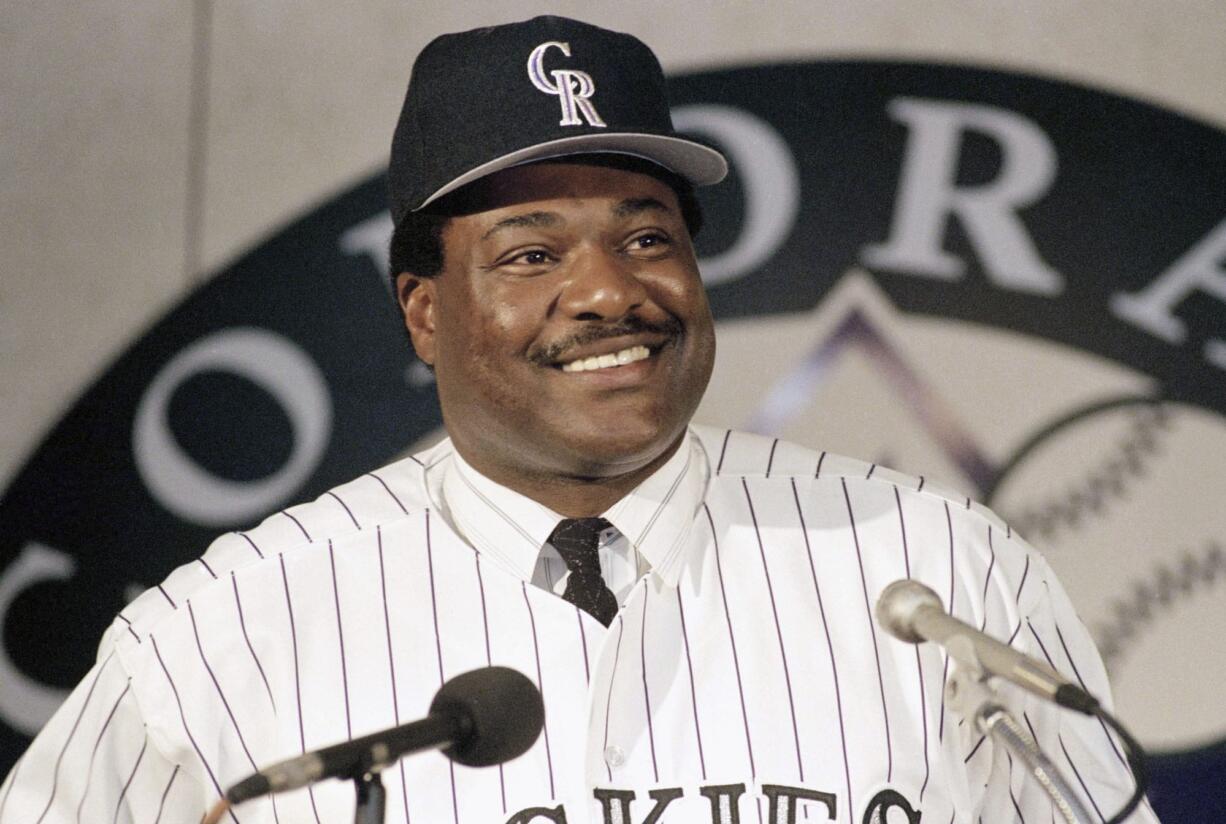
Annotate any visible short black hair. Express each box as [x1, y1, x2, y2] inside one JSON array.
[[388, 154, 705, 284]]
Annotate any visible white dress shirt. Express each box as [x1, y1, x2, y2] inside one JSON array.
[[435, 439, 702, 603]]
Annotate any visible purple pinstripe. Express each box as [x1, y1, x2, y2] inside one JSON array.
[[520, 584, 556, 800], [963, 735, 987, 764], [424, 512, 461, 824], [1052, 623, 1126, 768], [151, 765, 180, 824], [742, 479, 805, 781], [792, 481, 853, 824], [365, 472, 408, 514], [231, 574, 276, 711], [326, 491, 361, 530], [376, 528, 412, 824], [938, 503, 955, 745], [602, 617, 626, 784], [1022, 705, 1057, 824], [577, 610, 591, 683], [278, 555, 322, 824], [238, 532, 264, 558], [150, 638, 237, 823], [326, 542, 353, 740], [841, 479, 893, 781], [675, 588, 708, 780], [282, 511, 311, 541], [112, 737, 146, 824], [894, 487, 931, 800], [981, 526, 997, 632], [74, 682, 131, 822], [34, 653, 115, 824], [704, 503, 758, 778], [115, 613, 141, 644], [186, 603, 264, 776], [1007, 620, 1023, 646], [1035, 620, 1128, 814], [1025, 634, 1109, 821], [1026, 620, 1056, 669], [1007, 751, 1027, 823], [765, 438, 779, 476], [639, 593, 660, 783], [716, 430, 732, 475], [1058, 737, 1106, 823], [469, 550, 507, 813]]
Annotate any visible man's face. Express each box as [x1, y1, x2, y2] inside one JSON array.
[[398, 161, 715, 488]]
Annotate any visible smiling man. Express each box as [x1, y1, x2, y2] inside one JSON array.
[[0, 15, 1156, 824], [399, 159, 715, 516]]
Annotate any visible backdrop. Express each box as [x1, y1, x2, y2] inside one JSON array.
[[3, 2, 1225, 820]]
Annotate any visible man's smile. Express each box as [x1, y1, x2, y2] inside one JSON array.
[[559, 344, 652, 372]]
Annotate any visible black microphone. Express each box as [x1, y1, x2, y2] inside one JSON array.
[[875, 580, 1099, 714], [225, 666, 544, 805]]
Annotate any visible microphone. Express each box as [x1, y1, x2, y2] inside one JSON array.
[[225, 665, 544, 805], [875, 580, 1099, 715]]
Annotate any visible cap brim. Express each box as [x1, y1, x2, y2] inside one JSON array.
[[415, 133, 728, 211]]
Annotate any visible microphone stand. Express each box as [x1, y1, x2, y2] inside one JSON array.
[[944, 637, 1092, 824], [353, 769, 387, 824]]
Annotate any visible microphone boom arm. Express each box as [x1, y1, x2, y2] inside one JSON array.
[[944, 646, 1093, 824]]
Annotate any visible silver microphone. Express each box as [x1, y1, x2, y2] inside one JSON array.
[[875, 579, 1098, 714]]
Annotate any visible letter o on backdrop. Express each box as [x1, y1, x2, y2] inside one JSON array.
[[133, 327, 333, 527], [672, 103, 800, 286]]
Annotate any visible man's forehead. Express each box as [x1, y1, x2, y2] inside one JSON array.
[[477, 197, 676, 242], [450, 161, 682, 222]]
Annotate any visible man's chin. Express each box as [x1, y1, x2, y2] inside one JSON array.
[[547, 423, 686, 479]]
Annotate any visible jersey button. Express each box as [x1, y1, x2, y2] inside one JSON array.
[[604, 745, 625, 769]]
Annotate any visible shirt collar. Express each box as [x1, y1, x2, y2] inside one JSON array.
[[436, 429, 710, 588]]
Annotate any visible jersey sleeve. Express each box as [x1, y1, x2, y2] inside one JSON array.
[[0, 641, 209, 824], [974, 540, 1162, 823]]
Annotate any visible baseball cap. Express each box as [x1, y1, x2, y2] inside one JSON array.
[[388, 15, 728, 223]]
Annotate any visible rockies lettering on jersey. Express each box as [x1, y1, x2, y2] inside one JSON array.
[[0, 427, 1156, 823], [527, 41, 607, 128]]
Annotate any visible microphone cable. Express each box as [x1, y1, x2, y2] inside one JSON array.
[[1094, 703, 1149, 824]]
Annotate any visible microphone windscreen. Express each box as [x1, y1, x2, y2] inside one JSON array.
[[875, 579, 944, 644], [430, 666, 544, 767]]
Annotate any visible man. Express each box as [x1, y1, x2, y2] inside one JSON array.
[[0, 16, 1155, 824]]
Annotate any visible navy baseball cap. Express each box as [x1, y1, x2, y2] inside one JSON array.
[[388, 15, 728, 223]]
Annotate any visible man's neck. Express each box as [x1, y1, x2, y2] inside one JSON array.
[[452, 434, 686, 518]]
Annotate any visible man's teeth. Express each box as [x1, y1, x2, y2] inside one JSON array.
[[560, 345, 651, 373]]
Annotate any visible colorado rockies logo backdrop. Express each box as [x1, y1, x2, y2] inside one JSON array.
[[2, 61, 1224, 819]]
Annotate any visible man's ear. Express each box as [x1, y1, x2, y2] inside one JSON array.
[[396, 272, 437, 365]]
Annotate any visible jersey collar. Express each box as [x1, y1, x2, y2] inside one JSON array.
[[432, 429, 710, 588]]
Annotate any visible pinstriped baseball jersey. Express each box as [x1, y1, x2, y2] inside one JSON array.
[[0, 426, 1157, 823]]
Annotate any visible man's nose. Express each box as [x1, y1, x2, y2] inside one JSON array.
[[557, 247, 648, 321]]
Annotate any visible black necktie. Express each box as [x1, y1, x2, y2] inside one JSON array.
[[548, 518, 619, 626]]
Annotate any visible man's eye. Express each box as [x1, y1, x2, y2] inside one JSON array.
[[510, 250, 551, 266], [629, 233, 670, 251]]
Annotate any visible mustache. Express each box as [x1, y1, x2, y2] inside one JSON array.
[[529, 315, 684, 366]]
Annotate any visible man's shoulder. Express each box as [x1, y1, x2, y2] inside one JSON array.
[[109, 446, 444, 648], [693, 425, 1005, 528], [695, 425, 870, 481]]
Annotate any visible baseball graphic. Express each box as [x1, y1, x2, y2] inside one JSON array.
[[700, 270, 1226, 753]]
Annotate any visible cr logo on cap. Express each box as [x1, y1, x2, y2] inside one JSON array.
[[527, 41, 607, 129]]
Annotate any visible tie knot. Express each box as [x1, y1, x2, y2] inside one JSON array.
[[547, 517, 618, 626], [548, 517, 611, 575]]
